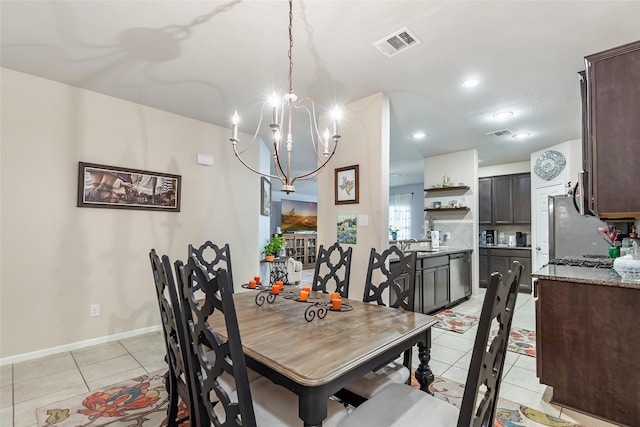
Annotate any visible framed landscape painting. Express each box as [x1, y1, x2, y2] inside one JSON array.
[[77, 162, 181, 211], [261, 177, 272, 216], [335, 164, 359, 205]]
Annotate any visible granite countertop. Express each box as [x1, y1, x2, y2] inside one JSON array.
[[479, 244, 532, 251], [532, 265, 640, 290], [390, 247, 472, 261]]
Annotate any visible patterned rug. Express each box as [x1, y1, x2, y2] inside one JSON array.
[[412, 376, 583, 427], [36, 370, 188, 426], [433, 309, 479, 333], [490, 327, 537, 358]]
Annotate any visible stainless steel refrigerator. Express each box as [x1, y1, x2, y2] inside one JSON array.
[[549, 195, 611, 259]]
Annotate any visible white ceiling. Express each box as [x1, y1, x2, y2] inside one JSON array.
[[2, 1, 639, 194]]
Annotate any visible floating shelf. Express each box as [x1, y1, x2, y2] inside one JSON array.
[[424, 207, 470, 212], [424, 185, 470, 193]]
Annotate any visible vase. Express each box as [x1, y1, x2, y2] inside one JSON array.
[[391, 232, 397, 241], [265, 255, 275, 261], [609, 246, 620, 259]]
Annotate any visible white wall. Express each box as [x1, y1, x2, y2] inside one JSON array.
[[478, 161, 530, 177], [424, 149, 479, 293], [0, 68, 263, 361], [317, 93, 389, 301]]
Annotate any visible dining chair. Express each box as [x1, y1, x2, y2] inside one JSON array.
[[342, 247, 417, 402], [188, 240, 235, 292], [338, 261, 523, 427], [149, 249, 196, 426], [174, 258, 348, 426], [311, 242, 353, 297]]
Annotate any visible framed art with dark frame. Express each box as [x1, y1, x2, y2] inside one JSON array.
[[261, 176, 272, 216], [334, 164, 359, 205], [77, 162, 181, 212]]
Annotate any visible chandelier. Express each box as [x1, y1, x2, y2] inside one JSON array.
[[229, 0, 341, 194]]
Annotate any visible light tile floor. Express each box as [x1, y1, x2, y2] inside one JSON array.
[[0, 275, 620, 427]]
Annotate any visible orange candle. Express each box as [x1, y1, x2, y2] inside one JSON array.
[[254, 276, 261, 285], [331, 298, 342, 310], [331, 292, 340, 300], [302, 286, 311, 293], [271, 285, 281, 295], [299, 290, 309, 301], [248, 279, 256, 289], [276, 281, 284, 288]]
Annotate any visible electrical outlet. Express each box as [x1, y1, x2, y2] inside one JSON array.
[[444, 232, 452, 240], [90, 304, 100, 317]]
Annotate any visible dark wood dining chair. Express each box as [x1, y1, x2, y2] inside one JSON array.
[[338, 261, 523, 427], [174, 258, 348, 426], [342, 247, 417, 402], [149, 249, 196, 426], [188, 240, 235, 292], [311, 242, 353, 297]]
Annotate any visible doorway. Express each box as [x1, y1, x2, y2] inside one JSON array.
[[534, 182, 565, 270]]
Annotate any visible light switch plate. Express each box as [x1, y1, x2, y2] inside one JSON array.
[[196, 153, 214, 166]]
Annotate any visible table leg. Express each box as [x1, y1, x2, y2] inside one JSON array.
[[299, 387, 328, 427], [414, 329, 434, 394]]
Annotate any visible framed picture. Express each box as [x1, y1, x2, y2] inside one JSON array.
[[77, 162, 181, 212], [334, 164, 359, 205], [261, 177, 272, 216]]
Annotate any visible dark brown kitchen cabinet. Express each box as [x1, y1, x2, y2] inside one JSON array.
[[478, 178, 492, 225], [480, 248, 531, 293], [513, 174, 531, 223], [584, 40, 640, 218], [479, 174, 531, 225]]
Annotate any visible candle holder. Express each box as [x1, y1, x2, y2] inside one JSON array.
[[304, 301, 353, 322], [255, 289, 278, 306]]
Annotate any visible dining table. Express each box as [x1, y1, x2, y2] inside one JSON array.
[[209, 288, 438, 427]]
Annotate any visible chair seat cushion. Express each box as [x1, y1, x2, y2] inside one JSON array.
[[338, 383, 459, 427], [343, 360, 409, 399]]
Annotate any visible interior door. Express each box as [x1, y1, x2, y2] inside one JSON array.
[[534, 183, 565, 269]]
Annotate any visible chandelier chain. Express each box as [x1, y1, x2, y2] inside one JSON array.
[[288, 0, 294, 96]]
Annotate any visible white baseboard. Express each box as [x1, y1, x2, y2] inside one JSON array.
[[0, 325, 163, 366]]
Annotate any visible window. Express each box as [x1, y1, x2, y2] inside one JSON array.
[[389, 193, 412, 240]]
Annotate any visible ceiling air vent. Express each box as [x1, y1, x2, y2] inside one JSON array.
[[486, 129, 513, 137], [373, 27, 421, 57]]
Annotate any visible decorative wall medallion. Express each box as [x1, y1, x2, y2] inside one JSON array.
[[534, 150, 566, 181]]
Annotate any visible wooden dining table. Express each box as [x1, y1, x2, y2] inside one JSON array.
[[210, 288, 438, 427]]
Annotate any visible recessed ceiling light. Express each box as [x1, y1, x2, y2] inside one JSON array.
[[412, 131, 426, 140], [493, 111, 513, 120], [512, 132, 531, 139], [462, 79, 480, 88]]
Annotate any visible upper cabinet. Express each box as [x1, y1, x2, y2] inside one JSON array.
[[583, 40, 640, 218], [479, 173, 531, 225]]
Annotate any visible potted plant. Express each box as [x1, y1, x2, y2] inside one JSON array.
[[389, 226, 399, 241], [263, 234, 284, 261]]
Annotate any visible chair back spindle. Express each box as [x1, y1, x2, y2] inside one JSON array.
[[312, 242, 353, 297], [363, 247, 417, 311]]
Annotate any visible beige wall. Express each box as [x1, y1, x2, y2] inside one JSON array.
[[0, 68, 264, 361], [317, 93, 390, 301]]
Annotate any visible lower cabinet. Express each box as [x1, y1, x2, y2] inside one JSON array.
[[479, 248, 532, 293], [394, 251, 472, 315]]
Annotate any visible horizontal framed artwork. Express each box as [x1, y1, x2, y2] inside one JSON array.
[[77, 162, 181, 212]]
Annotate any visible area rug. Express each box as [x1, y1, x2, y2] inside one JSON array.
[[36, 370, 189, 427], [489, 327, 537, 358], [433, 309, 479, 333], [411, 376, 583, 427]]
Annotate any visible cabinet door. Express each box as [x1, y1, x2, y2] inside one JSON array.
[[305, 236, 317, 267], [422, 267, 436, 313], [479, 178, 492, 225], [434, 265, 449, 308], [513, 174, 531, 224], [479, 249, 489, 288], [489, 254, 511, 279], [587, 42, 640, 217], [492, 176, 513, 224]]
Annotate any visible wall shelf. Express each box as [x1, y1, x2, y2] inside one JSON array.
[[424, 207, 470, 212], [424, 185, 470, 193]]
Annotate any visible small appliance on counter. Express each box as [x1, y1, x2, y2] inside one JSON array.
[[481, 230, 497, 245], [516, 232, 527, 247], [430, 230, 440, 248]]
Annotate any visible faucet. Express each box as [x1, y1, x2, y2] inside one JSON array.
[[400, 238, 418, 252]]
